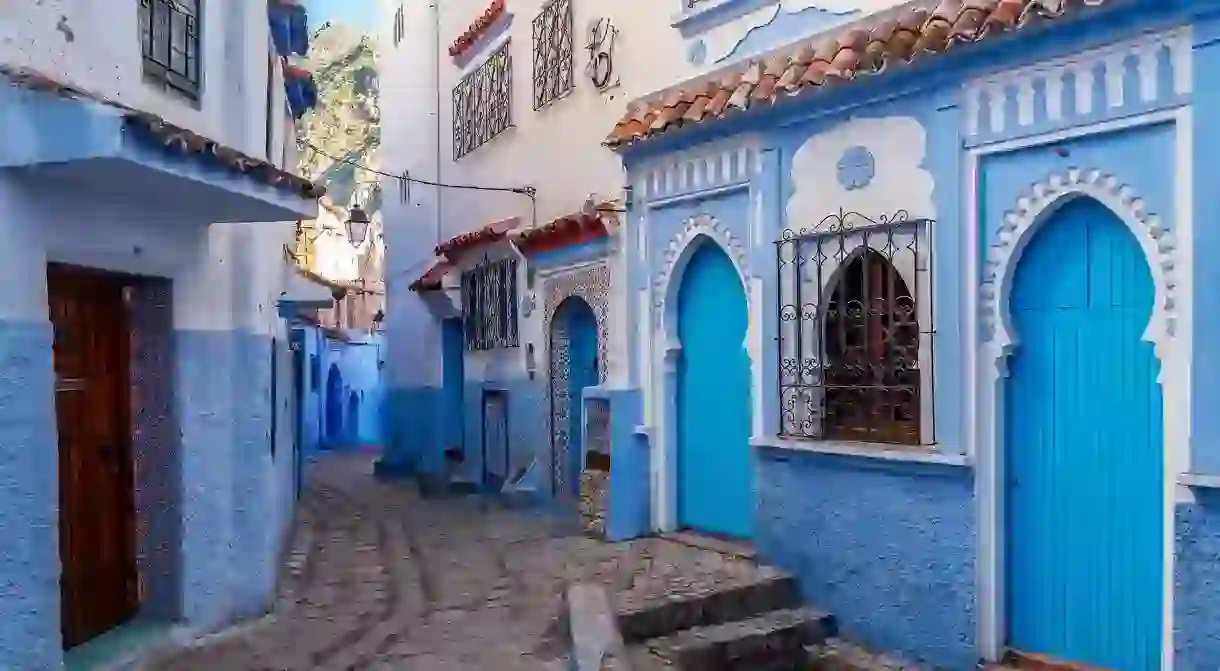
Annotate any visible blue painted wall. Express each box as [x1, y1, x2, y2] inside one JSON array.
[[614, 2, 1220, 667], [0, 322, 60, 669], [1176, 491, 1220, 669], [295, 326, 384, 454], [0, 116, 308, 669], [756, 448, 977, 668]]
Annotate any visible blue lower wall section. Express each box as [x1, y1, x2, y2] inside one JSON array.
[[755, 447, 977, 669], [170, 330, 284, 629], [175, 329, 238, 628], [605, 389, 650, 541], [0, 322, 60, 670], [462, 379, 546, 484], [230, 332, 276, 618], [1176, 490, 1220, 669], [379, 386, 441, 476]]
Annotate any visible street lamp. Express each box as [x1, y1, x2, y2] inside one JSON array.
[[346, 204, 371, 246]]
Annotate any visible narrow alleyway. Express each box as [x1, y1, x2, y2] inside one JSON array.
[[138, 453, 770, 671]]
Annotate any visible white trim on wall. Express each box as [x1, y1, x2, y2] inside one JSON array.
[[966, 106, 1190, 666], [649, 213, 755, 532]]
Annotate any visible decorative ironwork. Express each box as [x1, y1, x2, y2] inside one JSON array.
[[543, 264, 611, 497], [460, 256, 520, 351], [139, 0, 200, 99], [585, 17, 620, 91], [775, 209, 934, 446], [532, 0, 575, 109], [453, 40, 513, 159]]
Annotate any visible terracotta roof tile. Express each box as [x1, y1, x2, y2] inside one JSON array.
[[433, 216, 520, 257], [449, 0, 506, 59], [513, 200, 618, 255], [1, 65, 325, 199], [409, 257, 455, 292], [605, 0, 1101, 147]]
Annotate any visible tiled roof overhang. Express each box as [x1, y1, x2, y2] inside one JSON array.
[[450, 0, 507, 58], [409, 257, 456, 292], [513, 204, 617, 255], [605, 0, 1104, 148], [433, 216, 521, 257], [1, 66, 325, 199]]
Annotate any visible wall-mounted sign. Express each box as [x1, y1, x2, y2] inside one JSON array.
[[585, 17, 619, 91]]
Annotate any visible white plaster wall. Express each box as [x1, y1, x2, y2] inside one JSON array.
[[377, 0, 936, 251], [0, 0, 285, 160], [377, 0, 691, 249]]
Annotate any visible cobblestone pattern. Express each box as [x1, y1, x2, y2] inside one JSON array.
[[579, 469, 609, 538], [805, 638, 931, 671], [138, 454, 777, 671]]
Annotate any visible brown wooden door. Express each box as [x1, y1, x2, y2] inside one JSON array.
[[48, 265, 138, 648]]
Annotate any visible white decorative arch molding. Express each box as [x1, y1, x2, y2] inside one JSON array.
[[648, 212, 756, 532], [973, 164, 1185, 664], [653, 213, 752, 324], [979, 167, 1177, 370]]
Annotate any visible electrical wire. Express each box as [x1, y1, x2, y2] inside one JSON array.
[[298, 140, 538, 284], [299, 140, 536, 196]]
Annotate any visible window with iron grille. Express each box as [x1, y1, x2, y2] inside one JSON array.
[[139, 0, 201, 100], [461, 257, 520, 351], [775, 210, 935, 446], [532, 0, 573, 110], [452, 40, 513, 159]]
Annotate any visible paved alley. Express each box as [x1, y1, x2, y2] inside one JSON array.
[[138, 454, 766, 671]]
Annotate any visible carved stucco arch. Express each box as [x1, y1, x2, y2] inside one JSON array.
[[542, 262, 611, 497], [979, 167, 1177, 371], [654, 214, 752, 343]]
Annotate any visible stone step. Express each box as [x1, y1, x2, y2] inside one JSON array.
[[804, 638, 928, 670], [629, 607, 835, 671], [617, 573, 802, 643]]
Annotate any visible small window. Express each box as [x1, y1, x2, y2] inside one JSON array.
[[392, 5, 405, 46], [139, 0, 202, 100], [452, 40, 512, 159], [532, 0, 574, 109], [777, 212, 933, 446], [461, 257, 520, 351]]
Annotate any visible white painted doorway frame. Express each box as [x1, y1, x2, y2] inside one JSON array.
[[964, 106, 1193, 669]]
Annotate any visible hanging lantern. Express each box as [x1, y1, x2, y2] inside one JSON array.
[[346, 205, 371, 246]]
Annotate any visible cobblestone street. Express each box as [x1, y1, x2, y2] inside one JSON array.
[[138, 453, 767, 671]]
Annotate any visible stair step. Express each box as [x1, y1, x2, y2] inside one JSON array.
[[630, 607, 834, 671], [617, 574, 801, 643], [804, 638, 927, 670]]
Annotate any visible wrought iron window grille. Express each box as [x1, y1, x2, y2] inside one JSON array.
[[775, 209, 935, 446], [453, 40, 513, 160], [461, 257, 521, 351], [139, 0, 201, 100], [532, 0, 574, 110]]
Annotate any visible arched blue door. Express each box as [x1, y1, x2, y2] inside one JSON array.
[[326, 364, 343, 446], [1006, 197, 1163, 669], [555, 298, 599, 496], [676, 240, 752, 538]]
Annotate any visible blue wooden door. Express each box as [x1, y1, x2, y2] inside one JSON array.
[[677, 242, 752, 538], [1006, 197, 1163, 669], [564, 300, 600, 496], [482, 390, 509, 490]]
